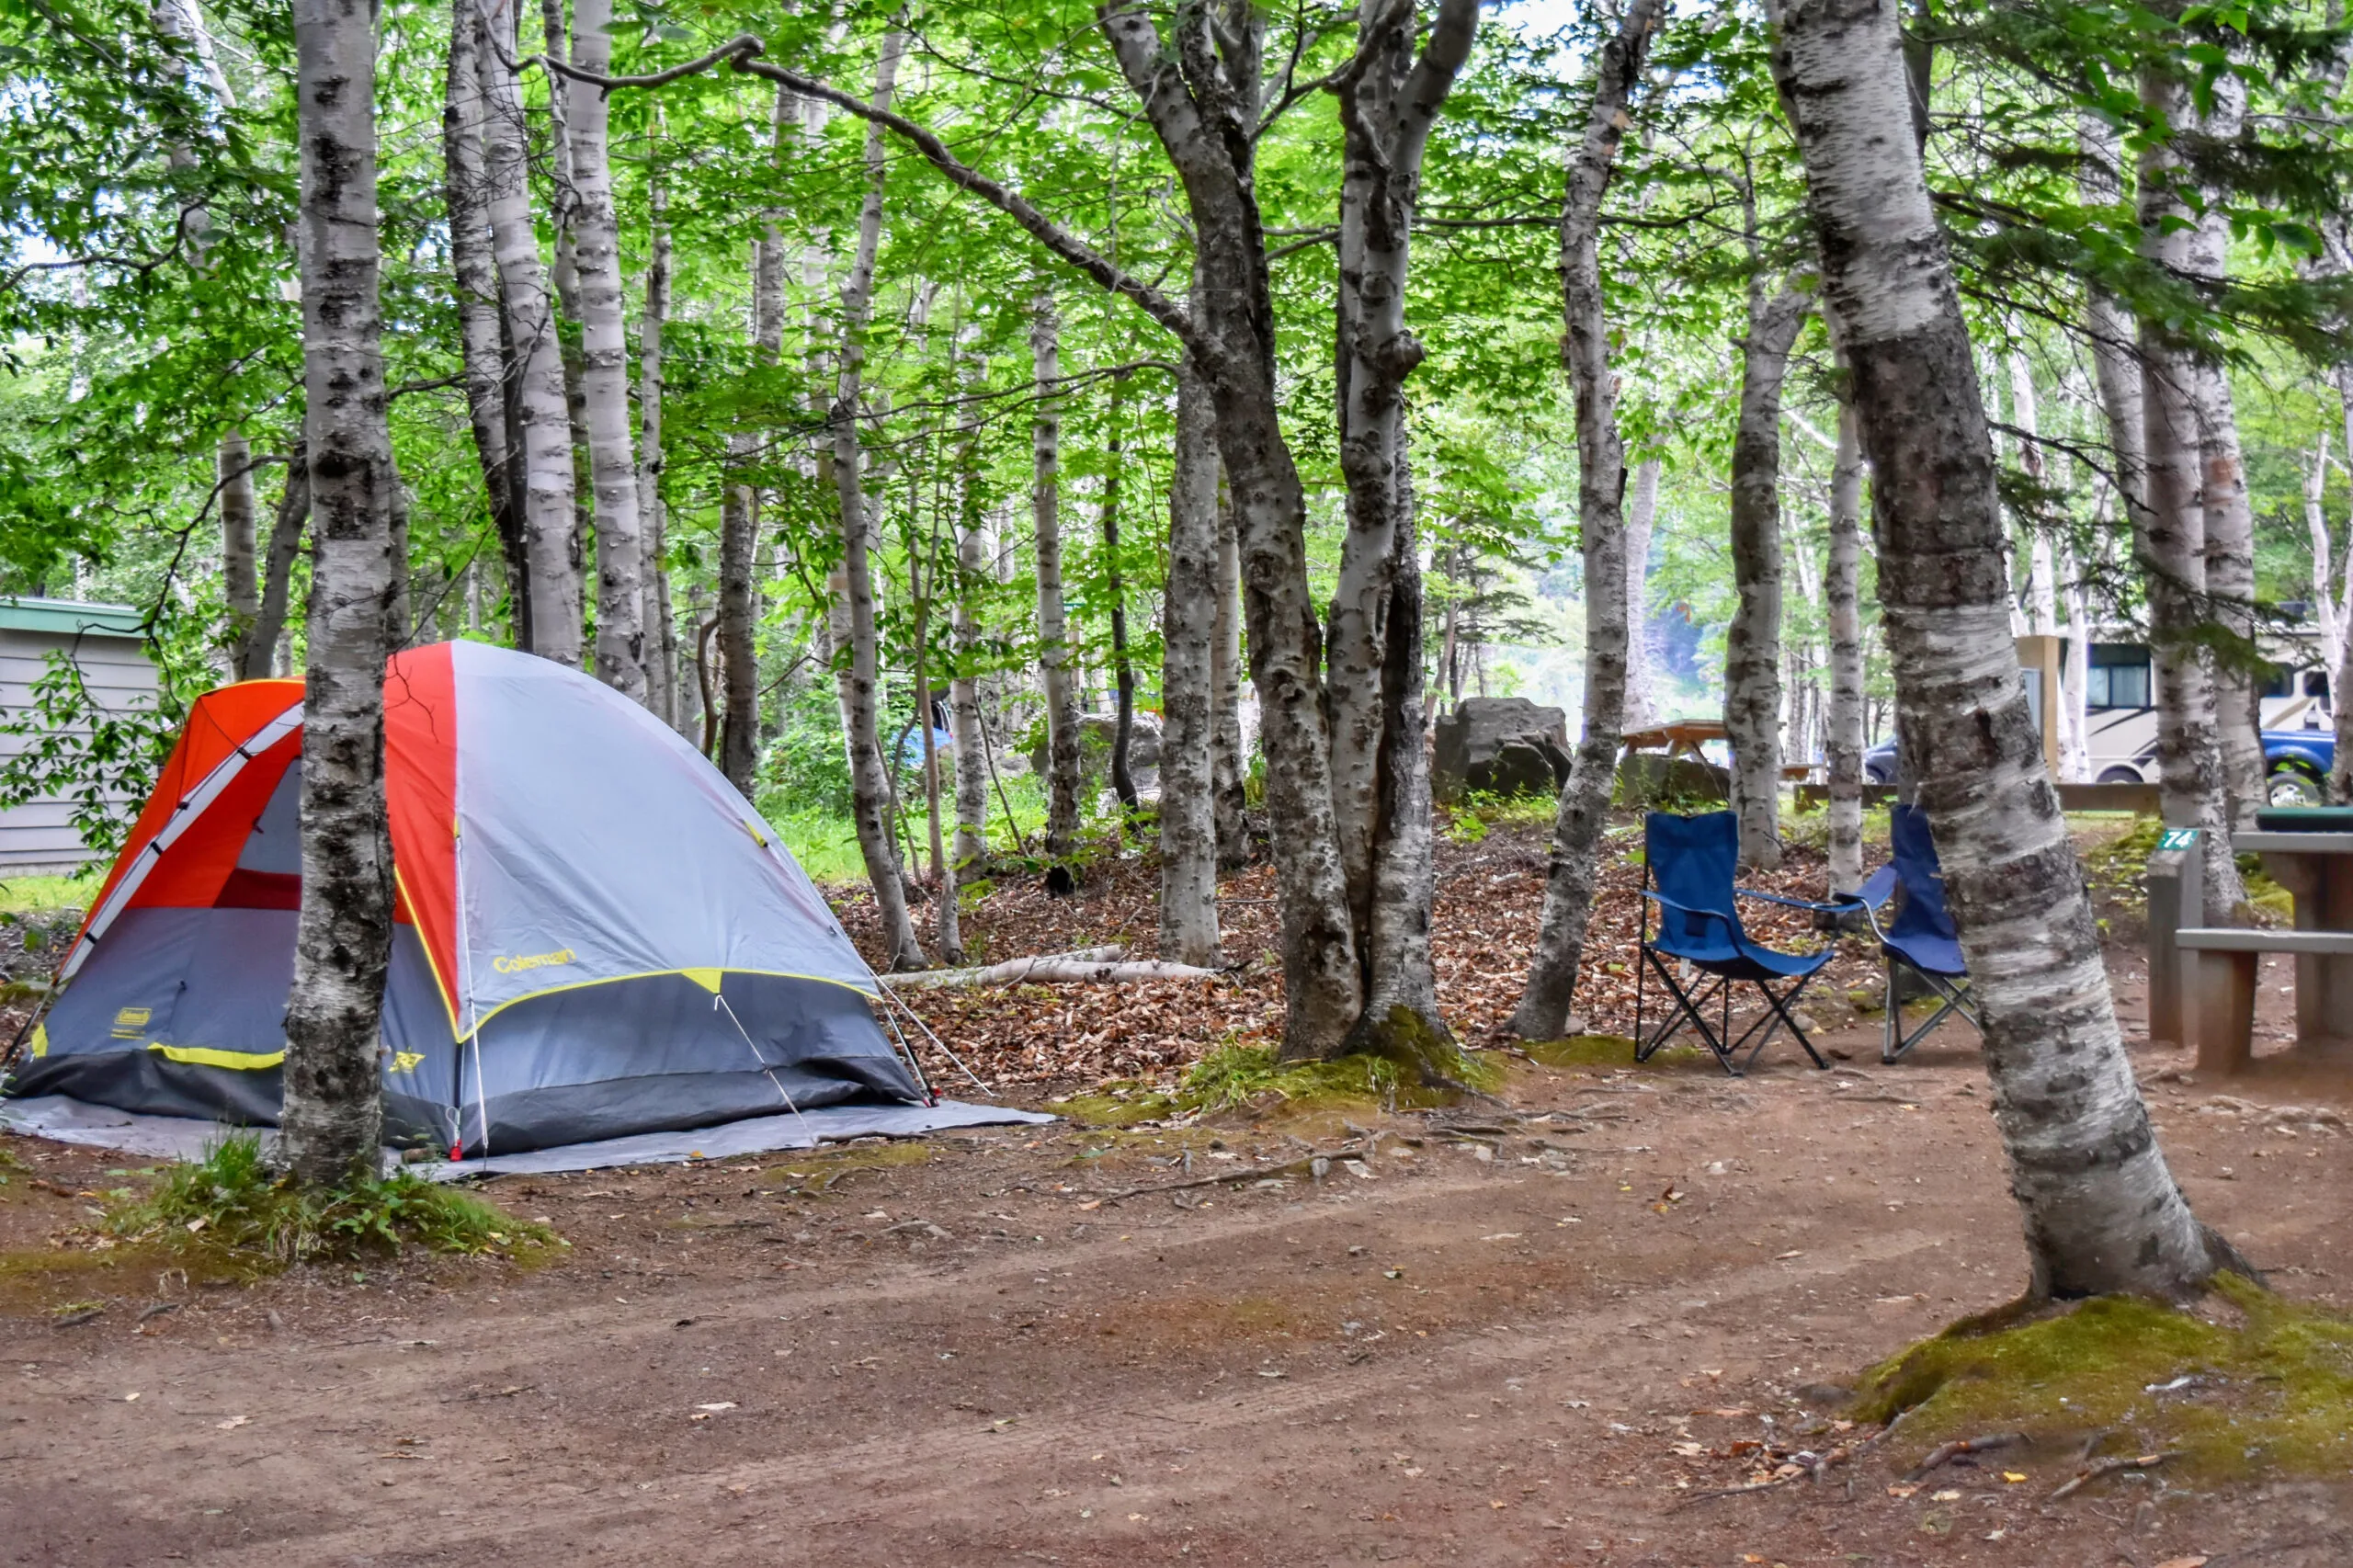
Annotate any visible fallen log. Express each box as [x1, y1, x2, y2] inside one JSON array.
[[880, 953, 1222, 990]]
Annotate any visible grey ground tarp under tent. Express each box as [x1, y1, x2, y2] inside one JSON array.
[[0, 1092, 1053, 1178]]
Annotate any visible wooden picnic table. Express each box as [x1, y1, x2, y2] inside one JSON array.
[[2175, 830, 2353, 1071]]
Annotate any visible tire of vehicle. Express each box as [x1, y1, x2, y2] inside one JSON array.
[[2096, 767, 2146, 787], [2268, 767, 2324, 808]]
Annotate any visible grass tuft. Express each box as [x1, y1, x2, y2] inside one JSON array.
[[108, 1132, 558, 1265]]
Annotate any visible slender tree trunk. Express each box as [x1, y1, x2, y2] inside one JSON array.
[[1509, 0, 1660, 1040], [220, 429, 258, 667], [1621, 456, 1661, 730], [2009, 353, 2059, 637], [912, 548, 961, 962], [950, 380, 991, 877], [1724, 284, 1808, 870], [471, 0, 576, 664], [2310, 434, 2343, 682], [1160, 347, 1223, 965], [1325, 0, 1480, 1062], [539, 0, 591, 655], [1770, 0, 2236, 1301], [715, 473, 759, 793], [1210, 479, 1249, 869], [442, 12, 520, 634], [2060, 540, 2092, 780], [2337, 365, 2353, 803], [240, 449, 309, 681], [566, 0, 646, 700], [2137, 62, 2246, 912], [1825, 397, 1867, 894], [639, 144, 675, 725], [2183, 74, 2263, 827], [283, 0, 394, 1187], [832, 28, 924, 970], [1030, 290, 1086, 869], [1099, 385, 1139, 813]]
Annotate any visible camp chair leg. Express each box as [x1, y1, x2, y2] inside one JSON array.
[[1635, 948, 1739, 1074], [1883, 960, 1981, 1062], [1727, 975, 1830, 1072]]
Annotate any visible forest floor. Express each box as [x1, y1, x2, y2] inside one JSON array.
[[4, 810, 2349, 1567]]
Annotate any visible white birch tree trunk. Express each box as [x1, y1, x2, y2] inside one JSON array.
[[638, 147, 675, 727], [1159, 347, 1224, 965], [1824, 398, 1867, 893], [1030, 290, 1086, 869], [471, 0, 577, 665], [2137, 64, 2246, 910], [950, 382, 990, 878], [283, 0, 395, 1187], [2009, 353, 2058, 636], [2183, 75, 2263, 827], [564, 0, 646, 701], [1770, 0, 2236, 1300], [2336, 366, 2353, 803], [1622, 456, 1662, 730], [1725, 284, 1808, 869], [830, 28, 924, 970], [442, 13, 522, 641], [1210, 481, 1250, 869], [1509, 0, 1661, 1039], [220, 430, 258, 665]]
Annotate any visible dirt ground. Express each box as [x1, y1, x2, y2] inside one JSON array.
[[5, 817, 2350, 1567]]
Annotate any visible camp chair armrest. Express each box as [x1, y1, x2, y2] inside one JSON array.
[[1736, 888, 1854, 915], [1639, 890, 1738, 937], [1851, 864, 1899, 912]]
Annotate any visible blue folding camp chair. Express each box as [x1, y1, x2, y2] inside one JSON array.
[[1633, 811, 1847, 1074], [1850, 803, 1979, 1062]]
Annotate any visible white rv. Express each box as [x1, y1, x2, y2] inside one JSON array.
[[2082, 641, 2332, 787]]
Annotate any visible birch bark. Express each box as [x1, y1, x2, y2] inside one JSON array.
[[1210, 481, 1250, 869], [220, 430, 258, 665], [831, 27, 924, 971], [2137, 63, 2246, 910], [1160, 347, 1224, 964], [1509, 0, 1661, 1040], [1725, 284, 1808, 870], [639, 148, 675, 726], [1031, 290, 1086, 869], [1769, 0, 2236, 1299], [1622, 457, 1662, 730], [1824, 398, 1867, 893], [2183, 74, 2263, 826], [565, 0, 647, 701], [471, 0, 577, 665], [442, 14, 521, 634], [1326, 0, 1480, 1057], [283, 0, 394, 1187], [951, 374, 991, 877]]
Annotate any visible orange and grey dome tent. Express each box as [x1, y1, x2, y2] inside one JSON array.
[[9, 641, 932, 1159]]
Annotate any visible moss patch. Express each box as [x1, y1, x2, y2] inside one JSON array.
[[1045, 1082, 1178, 1128], [1175, 1040, 1504, 1116], [1854, 1278, 2353, 1483], [0, 1238, 263, 1316], [762, 1140, 933, 1189], [1517, 1032, 1716, 1071]]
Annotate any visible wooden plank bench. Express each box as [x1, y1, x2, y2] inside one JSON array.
[[2174, 927, 2353, 1073]]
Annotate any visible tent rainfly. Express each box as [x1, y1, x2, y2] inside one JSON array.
[[10, 641, 927, 1157]]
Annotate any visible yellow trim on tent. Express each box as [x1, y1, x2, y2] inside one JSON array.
[[147, 1041, 285, 1071], [458, 967, 877, 1041], [29, 1022, 46, 1058], [392, 862, 469, 1041]]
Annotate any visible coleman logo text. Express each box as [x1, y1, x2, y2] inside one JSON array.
[[493, 947, 577, 974]]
